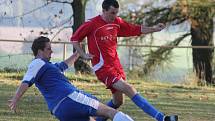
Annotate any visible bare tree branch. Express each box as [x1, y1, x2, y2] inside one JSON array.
[[50, 26, 72, 41], [49, 16, 72, 29], [3, 2, 51, 19], [143, 33, 191, 74], [49, 0, 72, 4]]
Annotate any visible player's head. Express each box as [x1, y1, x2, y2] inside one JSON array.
[[102, 0, 119, 11], [102, 0, 119, 22], [31, 36, 52, 60]]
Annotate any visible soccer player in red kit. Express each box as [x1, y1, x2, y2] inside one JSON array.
[[71, 0, 178, 121]]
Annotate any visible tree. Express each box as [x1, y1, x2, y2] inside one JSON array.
[[1, 0, 92, 74], [190, 5, 214, 85], [47, 0, 92, 74], [71, 0, 93, 74], [120, 0, 215, 85]]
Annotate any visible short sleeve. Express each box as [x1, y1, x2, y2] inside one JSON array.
[[22, 59, 45, 87], [70, 20, 93, 42], [117, 17, 142, 37], [54, 62, 68, 72]]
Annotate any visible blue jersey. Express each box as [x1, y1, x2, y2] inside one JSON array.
[[22, 58, 77, 111]]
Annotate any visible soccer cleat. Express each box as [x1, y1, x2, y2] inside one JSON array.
[[164, 115, 178, 121]]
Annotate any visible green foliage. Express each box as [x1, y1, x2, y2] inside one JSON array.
[[119, 0, 215, 84], [142, 33, 190, 75]]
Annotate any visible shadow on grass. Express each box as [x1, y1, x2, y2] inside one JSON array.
[[171, 85, 200, 90]]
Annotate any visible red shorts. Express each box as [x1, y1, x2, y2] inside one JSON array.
[[96, 66, 126, 93]]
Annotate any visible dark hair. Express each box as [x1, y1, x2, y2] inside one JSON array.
[[31, 36, 50, 56], [102, 0, 119, 11]]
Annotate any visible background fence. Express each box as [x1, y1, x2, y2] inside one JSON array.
[[1, 39, 212, 84], [1, 39, 215, 121]]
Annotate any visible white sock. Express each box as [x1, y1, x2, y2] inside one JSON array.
[[113, 111, 134, 121]]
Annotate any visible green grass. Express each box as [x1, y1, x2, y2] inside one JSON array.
[[0, 72, 215, 121]]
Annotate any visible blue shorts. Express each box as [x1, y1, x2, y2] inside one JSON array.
[[53, 90, 99, 121]]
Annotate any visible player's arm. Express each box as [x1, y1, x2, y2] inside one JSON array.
[[141, 23, 165, 34], [8, 59, 43, 113], [8, 82, 29, 113], [118, 17, 142, 37], [72, 41, 94, 60], [70, 20, 94, 60], [63, 51, 80, 66]]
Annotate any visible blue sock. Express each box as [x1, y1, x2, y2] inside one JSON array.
[[131, 93, 164, 121], [96, 100, 118, 121], [106, 99, 119, 109]]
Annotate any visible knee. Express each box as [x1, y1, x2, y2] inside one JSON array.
[[123, 84, 137, 98], [113, 112, 134, 121], [126, 84, 135, 92]]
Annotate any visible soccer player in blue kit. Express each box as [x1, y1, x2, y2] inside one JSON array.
[[8, 36, 134, 121]]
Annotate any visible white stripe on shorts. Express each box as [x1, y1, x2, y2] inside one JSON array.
[[68, 91, 99, 110]]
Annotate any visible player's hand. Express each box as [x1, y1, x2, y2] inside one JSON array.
[[73, 51, 80, 58], [155, 23, 165, 31], [8, 98, 18, 113], [81, 53, 94, 60]]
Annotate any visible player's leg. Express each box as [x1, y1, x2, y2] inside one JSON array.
[[96, 102, 134, 121], [53, 90, 100, 121], [112, 79, 178, 121], [110, 91, 124, 108], [53, 97, 92, 121], [96, 91, 123, 121], [53, 90, 133, 121], [89, 117, 96, 121]]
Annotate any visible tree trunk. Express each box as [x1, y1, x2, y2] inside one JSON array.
[[71, 0, 92, 74], [190, 6, 214, 85]]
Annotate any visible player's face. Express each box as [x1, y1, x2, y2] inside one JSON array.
[[42, 42, 53, 61], [103, 6, 119, 22]]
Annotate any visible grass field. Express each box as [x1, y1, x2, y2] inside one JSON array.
[[0, 72, 215, 121]]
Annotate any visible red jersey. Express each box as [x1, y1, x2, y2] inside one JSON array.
[[71, 15, 141, 74]]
